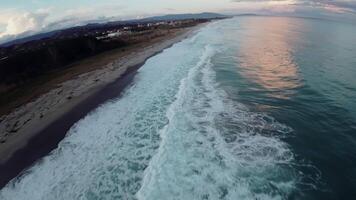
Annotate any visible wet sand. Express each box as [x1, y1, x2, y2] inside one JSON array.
[[0, 25, 203, 188]]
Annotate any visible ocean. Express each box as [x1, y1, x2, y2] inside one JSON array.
[[1, 16, 356, 200]]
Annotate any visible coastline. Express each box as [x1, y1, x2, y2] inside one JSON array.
[[0, 24, 204, 188]]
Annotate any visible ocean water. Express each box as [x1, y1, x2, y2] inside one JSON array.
[[1, 16, 356, 200]]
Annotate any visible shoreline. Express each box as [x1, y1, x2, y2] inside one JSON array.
[[0, 24, 204, 188]]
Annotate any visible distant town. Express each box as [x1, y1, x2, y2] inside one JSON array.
[[0, 13, 227, 117], [0, 19, 207, 58], [0, 13, 227, 92]]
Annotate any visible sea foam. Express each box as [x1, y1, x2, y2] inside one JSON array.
[[136, 42, 296, 200], [1, 20, 298, 200]]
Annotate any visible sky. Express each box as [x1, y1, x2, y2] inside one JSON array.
[[0, 0, 355, 43]]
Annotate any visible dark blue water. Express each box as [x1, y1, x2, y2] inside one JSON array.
[[213, 16, 356, 199]]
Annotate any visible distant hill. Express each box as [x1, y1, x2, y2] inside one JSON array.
[[233, 13, 259, 17], [0, 18, 215, 94], [0, 31, 60, 48], [140, 12, 228, 22], [0, 12, 228, 47]]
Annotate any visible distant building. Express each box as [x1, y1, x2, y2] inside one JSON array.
[[155, 22, 167, 26], [107, 31, 122, 37]]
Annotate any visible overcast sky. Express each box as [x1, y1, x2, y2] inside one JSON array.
[[0, 0, 355, 43]]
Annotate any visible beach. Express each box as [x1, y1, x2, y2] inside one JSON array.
[[1, 16, 356, 199], [0, 24, 204, 188]]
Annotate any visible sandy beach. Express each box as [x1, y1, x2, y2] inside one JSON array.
[[0, 24, 204, 188]]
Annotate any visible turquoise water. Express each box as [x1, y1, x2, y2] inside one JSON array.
[[215, 16, 356, 199], [1, 16, 356, 199]]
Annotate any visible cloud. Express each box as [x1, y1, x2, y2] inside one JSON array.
[[0, 10, 49, 38], [1, 0, 355, 44], [0, 4, 128, 43], [311, 1, 356, 13], [231, 0, 356, 13], [6, 12, 48, 35]]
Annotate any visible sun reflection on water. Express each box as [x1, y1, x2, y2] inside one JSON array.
[[237, 17, 303, 99]]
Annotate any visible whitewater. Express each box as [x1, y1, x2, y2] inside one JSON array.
[[0, 19, 300, 200]]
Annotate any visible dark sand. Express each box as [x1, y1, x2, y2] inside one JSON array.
[[0, 25, 203, 188], [0, 61, 140, 188]]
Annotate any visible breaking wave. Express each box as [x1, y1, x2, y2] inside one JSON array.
[[1, 20, 302, 200]]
